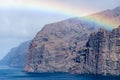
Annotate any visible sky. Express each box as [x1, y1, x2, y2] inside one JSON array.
[[0, 0, 120, 60]]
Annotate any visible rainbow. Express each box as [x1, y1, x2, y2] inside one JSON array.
[[8, 0, 120, 30]]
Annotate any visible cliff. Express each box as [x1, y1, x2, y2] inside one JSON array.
[[25, 7, 120, 75], [25, 18, 98, 72], [86, 27, 120, 75], [0, 41, 30, 68], [71, 27, 120, 75]]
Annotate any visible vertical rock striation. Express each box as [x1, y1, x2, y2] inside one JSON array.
[[72, 27, 120, 75]]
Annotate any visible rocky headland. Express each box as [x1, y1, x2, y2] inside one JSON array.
[[22, 7, 120, 75]]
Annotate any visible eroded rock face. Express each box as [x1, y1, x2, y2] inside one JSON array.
[[25, 18, 98, 72], [92, 27, 120, 75], [25, 24, 120, 75], [25, 6, 120, 75], [72, 27, 120, 75]]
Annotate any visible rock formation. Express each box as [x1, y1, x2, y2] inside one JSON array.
[[71, 27, 120, 75], [25, 18, 98, 72], [0, 41, 30, 68], [85, 27, 120, 75], [25, 7, 120, 75]]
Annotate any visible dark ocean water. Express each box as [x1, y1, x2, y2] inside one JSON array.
[[0, 66, 120, 80]]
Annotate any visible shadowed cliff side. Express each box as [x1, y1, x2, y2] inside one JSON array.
[[70, 26, 120, 75]]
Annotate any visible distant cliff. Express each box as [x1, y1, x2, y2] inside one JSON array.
[[25, 7, 120, 75], [0, 41, 30, 68]]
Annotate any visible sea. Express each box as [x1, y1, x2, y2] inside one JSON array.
[[0, 66, 120, 80]]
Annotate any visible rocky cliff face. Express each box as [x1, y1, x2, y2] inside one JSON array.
[[25, 18, 98, 72], [86, 27, 120, 75], [71, 26, 120, 75], [0, 41, 30, 68], [25, 7, 120, 75]]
